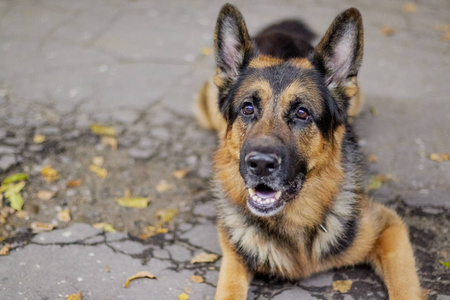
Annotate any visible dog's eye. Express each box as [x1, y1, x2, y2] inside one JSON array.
[[295, 107, 309, 120], [242, 103, 255, 115]]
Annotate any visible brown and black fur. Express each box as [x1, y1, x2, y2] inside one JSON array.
[[197, 4, 423, 300]]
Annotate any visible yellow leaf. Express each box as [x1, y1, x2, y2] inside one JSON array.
[[190, 252, 219, 264], [124, 271, 156, 287], [15, 210, 28, 219], [37, 190, 55, 201], [33, 134, 46, 144], [380, 26, 394, 36], [200, 47, 213, 56], [430, 153, 450, 162], [367, 154, 378, 163], [190, 275, 204, 283], [155, 180, 172, 193], [30, 222, 56, 233], [92, 222, 116, 232], [92, 156, 104, 166], [89, 165, 107, 179], [90, 124, 116, 136], [57, 209, 71, 223], [138, 226, 168, 240], [178, 293, 189, 300], [67, 292, 82, 300], [402, 3, 417, 13], [172, 168, 189, 179], [66, 179, 82, 188], [0, 244, 11, 256], [156, 208, 177, 224], [117, 197, 149, 208], [332, 280, 353, 293], [101, 136, 118, 150], [41, 165, 58, 182]]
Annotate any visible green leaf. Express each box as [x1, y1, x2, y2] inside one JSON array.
[[440, 261, 450, 268], [8, 192, 24, 211], [4, 181, 26, 195], [3, 173, 28, 185]]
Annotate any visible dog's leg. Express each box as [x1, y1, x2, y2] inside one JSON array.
[[215, 227, 252, 300], [368, 206, 424, 300]]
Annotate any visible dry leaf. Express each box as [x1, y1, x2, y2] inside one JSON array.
[[173, 168, 189, 179], [37, 190, 55, 201], [138, 226, 168, 240], [183, 286, 194, 294], [117, 197, 149, 208], [190, 252, 219, 264], [101, 136, 118, 150], [33, 134, 46, 144], [367, 154, 378, 163], [200, 47, 213, 56], [92, 156, 104, 166], [380, 26, 394, 36], [89, 165, 107, 179], [156, 208, 177, 224], [67, 180, 82, 188], [156, 180, 172, 193], [0, 244, 11, 256], [90, 124, 115, 136], [30, 222, 56, 233], [15, 210, 28, 219], [92, 222, 116, 232], [58, 209, 71, 223], [402, 3, 417, 13], [190, 275, 204, 283], [332, 280, 353, 293], [429, 153, 450, 162], [41, 165, 58, 182], [124, 271, 156, 287], [67, 293, 82, 300], [178, 293, 189, 300], [368, 174, 394, 190]]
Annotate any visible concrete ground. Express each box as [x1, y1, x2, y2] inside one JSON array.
[[0, 0, 449, 299]]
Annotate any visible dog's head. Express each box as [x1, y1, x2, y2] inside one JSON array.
[[213, 4, 363, 217]]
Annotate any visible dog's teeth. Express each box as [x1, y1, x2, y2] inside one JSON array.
[[275, 191, 282, 200], [248, 188, 255, 197], [270, 198, 275, 203]]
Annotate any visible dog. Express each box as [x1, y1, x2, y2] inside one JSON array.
[[196, 4, 424, 300]]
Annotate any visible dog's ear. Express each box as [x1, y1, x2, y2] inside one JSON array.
[[214, 4, 255, 99], [313, 8, 363, 114]]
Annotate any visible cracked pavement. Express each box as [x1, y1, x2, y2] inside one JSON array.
[[0, 0, 449, 299]]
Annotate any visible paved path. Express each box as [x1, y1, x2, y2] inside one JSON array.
[[0, 0, 449, 299]]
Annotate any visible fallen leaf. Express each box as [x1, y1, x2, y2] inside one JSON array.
[[117, 197, 149, 208], [0, 244, 11, 256], [190, 275, 204, 283], [435, 25, 450, 42], [380, 26, 394, 36], [429, 153, 450, 162], [15, 210, 28, 219], [183, 286, 194, 294], [30, 222, 56, 233], [101, 136, 118, 150], [37, 190, 55, 201], [92, 156, 104, 166], [332, 280, 353, 293], [3, 181, 27, 211], [124, 271, 156, 287], [67, 292, 82, 300], [200, 47, 213, 56], [402, 3, 417, 13], [440, 261, 450, 268], [367, 154, 378, 163], [90, 124, 115, 136], [41, 165, 58, 182], [92, 222, 116, 232], [33, 134, 46, 144], [156, 208, 177, 224], [58, 209, 71, 223], [89, 165, 107, 179], [2, 173, 28, 185], [443, 31, 450, 42], [156, 180, 172, 193], [368, 174, 394, 191], [66, 180, 82, 188], [105, 265, 111, 273], [172, 168, 189, 179], [178, 293, 189, 300], [190, 252, 219, 264], [370, 106, 378, 117], [138, 226, 168, 240]]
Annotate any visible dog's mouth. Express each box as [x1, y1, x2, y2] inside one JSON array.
[[246, 184, 286, 217]]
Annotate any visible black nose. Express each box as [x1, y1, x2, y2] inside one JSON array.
[[245, 152, 280, 176]]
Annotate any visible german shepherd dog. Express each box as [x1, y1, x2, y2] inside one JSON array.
[[196, 4, 424, 300]]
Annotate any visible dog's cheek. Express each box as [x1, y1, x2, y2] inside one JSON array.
[[225, 119, 248, 160]]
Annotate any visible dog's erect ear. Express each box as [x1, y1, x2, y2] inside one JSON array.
[[214, 4, 255, 91], [313, 8, 363, 88]]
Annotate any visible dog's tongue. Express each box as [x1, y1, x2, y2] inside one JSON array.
[[255, 189, 277, 199]]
